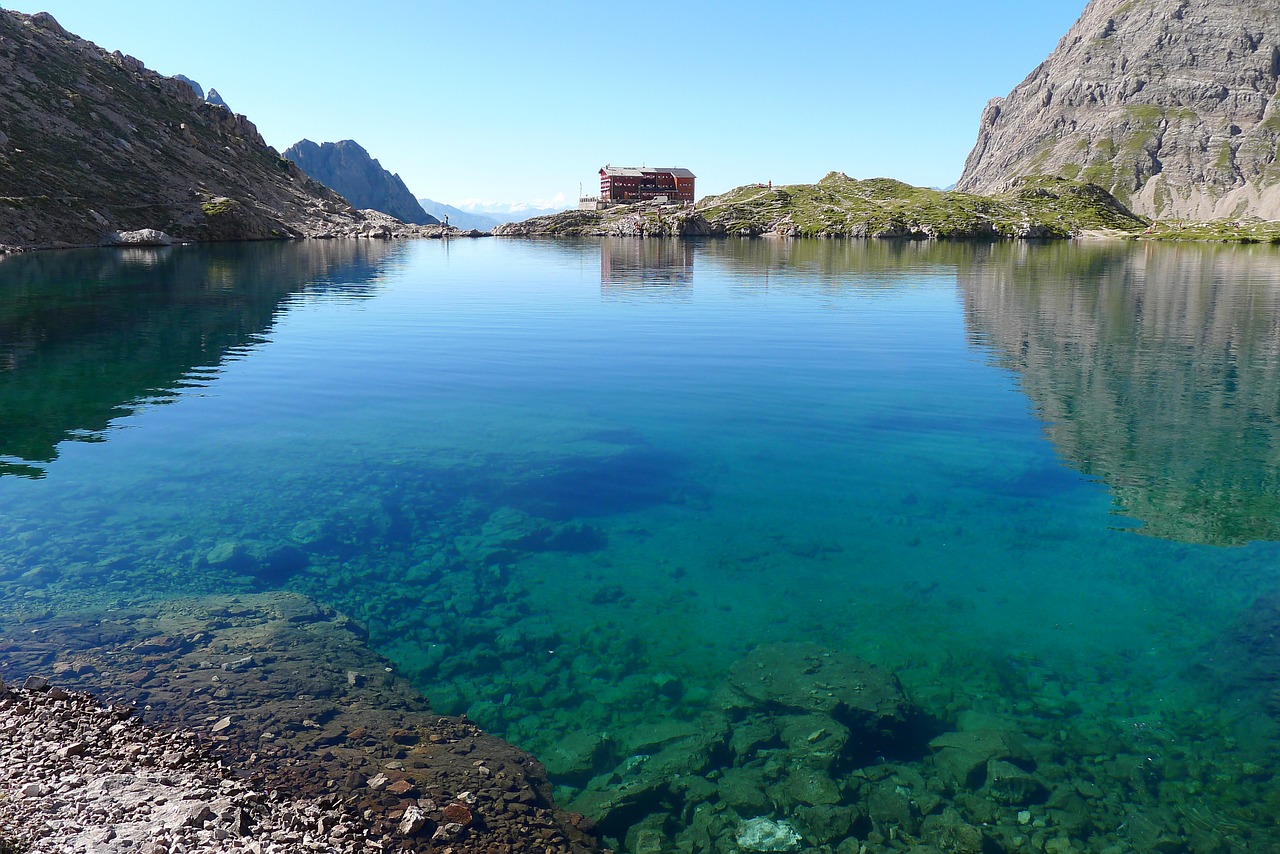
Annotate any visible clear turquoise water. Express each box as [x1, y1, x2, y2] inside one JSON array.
[[2, 237, 1280, 848]]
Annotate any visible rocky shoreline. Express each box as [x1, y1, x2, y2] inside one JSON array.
[[0, 218, 489, 256], [0, 592, 601, 854]]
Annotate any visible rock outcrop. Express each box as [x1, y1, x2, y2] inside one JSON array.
[[172, 73, 205, 100], [957, 0, 1280, 219], [285, 139, 438, 226], [204, 86, 228, 110], [0, 10, 420, 249]]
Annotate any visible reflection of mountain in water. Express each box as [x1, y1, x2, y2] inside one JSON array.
[[0, 241, 405, 478], [960, 241, 1280, 546], [600, 238, 694, 296], [695, 238, 991, 295]]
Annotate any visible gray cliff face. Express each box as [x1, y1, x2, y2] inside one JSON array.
[[285, 140, 438, 226], [0, 10, 383, 248], [957, 0, 1280, 219], [172, 74, 204, 100]]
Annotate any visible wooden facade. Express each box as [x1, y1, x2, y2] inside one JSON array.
[[599, 166, 696, 203]]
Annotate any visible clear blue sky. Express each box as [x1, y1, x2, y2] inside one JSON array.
[[11, 1, 1086, 208]]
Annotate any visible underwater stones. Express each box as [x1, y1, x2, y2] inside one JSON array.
[[984, 759, 1048, 806], [288, 517, 332, 549], [735, 817, 803, 852], [727, 643, 915, 760], [919, 808, 988, 854], [544, 730, 612, 783], [929, 728, 1031, 790], [791, 803, 858, 846], [781, 766, 842, 806], [778, 714, 850, 770], [866, 783, 922, 835], [730, 717, 779, 759], [568, 770, 667, 826], [717, 767, 772, 812], [205, 541, 251, 571], [624, 814, 671, 854], [641, 714, 730, 778], [0, 625, 601, 854], [1122, 810, 1184, 853], [621, 719, 701, 755]]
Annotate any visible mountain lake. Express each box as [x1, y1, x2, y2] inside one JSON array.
[[1, 237, 1278, 852]]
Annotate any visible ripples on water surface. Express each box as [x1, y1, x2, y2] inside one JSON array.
[[2, 238, 1280, 851]]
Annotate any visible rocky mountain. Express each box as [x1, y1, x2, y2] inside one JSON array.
[[957, 0, 1280, 220], [496, 173, 1144, 238], [417, 198, 501, 231], [0, 10, 427, 249], [170, 74, 230, 110], [204, 87, 228, 109], [285, 140, 437, 226], [172, 74, 204, 100]]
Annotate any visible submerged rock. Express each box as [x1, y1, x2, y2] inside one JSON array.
[[735, 817, 803, 852], [983, 758, 1048, 806], [929, 728, 1032, 790], [727, 642, 917, 762]]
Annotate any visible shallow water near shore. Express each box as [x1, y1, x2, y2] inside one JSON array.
[[2, 237, 1280, 851]]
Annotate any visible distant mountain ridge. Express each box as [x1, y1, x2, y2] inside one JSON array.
[[416, 199, 502, 231], [461, 202, 571, 220], [957, 0, 1280, 219], [285, 140, 437, 226]]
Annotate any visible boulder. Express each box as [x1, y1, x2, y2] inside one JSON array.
[[735, 817, 803, 853], [983, 759, 1048, 806], [717, 767, 772, 813], [104, 229, 172, 246], [928, 729, 1031, 790], [727, 643, 917, 763]]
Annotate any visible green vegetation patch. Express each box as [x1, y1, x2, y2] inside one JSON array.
[[696, 172, 1147, 239], [1140, 219, 1280, 243], [201, 197, 239, 217]]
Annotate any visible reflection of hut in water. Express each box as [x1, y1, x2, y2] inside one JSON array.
[[600, 238, 695, 297], [0, 241, 401, 478], [960, 242, 1280, 546]]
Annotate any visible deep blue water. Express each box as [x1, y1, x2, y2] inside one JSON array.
[[2, 237, 1280, 850]]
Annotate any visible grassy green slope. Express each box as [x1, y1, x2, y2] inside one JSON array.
[[699, 173, 1146, 238]]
